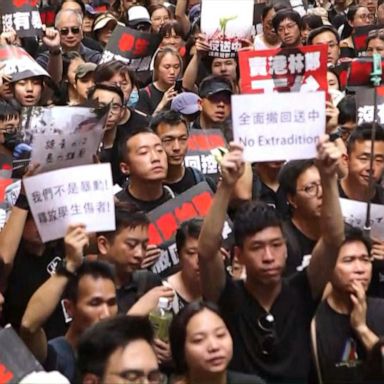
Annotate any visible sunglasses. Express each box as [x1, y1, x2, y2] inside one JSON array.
[[60, 27, 81, 36]]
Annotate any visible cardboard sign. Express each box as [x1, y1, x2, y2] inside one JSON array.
[[24, 164, 115, 243], [201, 0, 254, 58], [355, 86, 384, 125], [0, 45, 49, 83], [148, 182, 233, 276], [0, 0, 43, 38], [239, 44, 328, 93], [0, 325, 44, 384], [340, 197, 384, 240], [100, 25, 161, 72], [184, 129, 226, 178], [232, 91, 325, 162]]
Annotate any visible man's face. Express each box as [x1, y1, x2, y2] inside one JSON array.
[[311, 31, 340, 66], [70, 276, 117, 333], [179, 235, 200, 284], [290, 165, 322, 219], [103, 225, 148, 274], [13, 78, 42, 106], [276, 18, 301, 47], [102, 339, 159, 384], [211, 58, 237, 82], [200, 91, 231, 125], [348, 140, 384, 189], [156, 122, 189, 166], [92, 89, 124, 130], [75, 74, 94, 101], [58, 13, 83, 50], [123, 133, 168, 181], [263, 8, 278, 44], [237, 226, 287, 286], [332, 240, 372, 293]]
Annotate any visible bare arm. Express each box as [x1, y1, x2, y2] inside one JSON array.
[[174, 0, 191, 37], [198, 143, 244, 302], [307, 135, 345, 299], [231, 161, 253, 202]]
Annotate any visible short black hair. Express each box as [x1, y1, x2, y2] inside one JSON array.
[[78, 315, 154, 380], [346, 123, 384, 154], [234, 201, 283, 247], [0, 99, 20, 121], [307, 25, 340, 45], [169, 301, 223, 374], [341, 226, 372, 256], [338, 95, 356, 125], [262, 2, 291, 20], [64, 260, 116, 303], [272, 9, 303, 32], [93, 60, 137, 90], [88, 82, 124, 105], [278, 159, 316, 196], [302, 14, 323, 30], [175, 218, 203, 254], [150, 110, 188, 134]]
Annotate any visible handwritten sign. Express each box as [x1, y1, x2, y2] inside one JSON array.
[[232, 92, 325, 162], [24, 164, 115, 242]]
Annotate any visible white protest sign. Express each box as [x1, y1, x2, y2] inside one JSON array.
[[231, 92, 325, 162], [24, 164, 115, 243], [340, 198, 384, 241]]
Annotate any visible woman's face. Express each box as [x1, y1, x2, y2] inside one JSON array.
[[327, 71, 339, 91], [161, 28, 183, 50], [109, 72, 133, 103], [97, 21, 116, 46], [184, 309, 233, 377], [367, 37, 384, 57], [67, 57, 85, 86], [156, 52, 181, 86], [351, 7, 371, 27], [122, 0, 138, 12], [151, 8, 171, 33]]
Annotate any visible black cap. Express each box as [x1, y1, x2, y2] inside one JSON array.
[[198, 76, 233, 98]]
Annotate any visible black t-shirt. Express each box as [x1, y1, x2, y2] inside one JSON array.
[[316, 298, 384, 384], [164, 167, 216, 195], [2, 241, 67, 340], [339, 182, 384, 204], [218, 270, 319, 383], [115, 186, 173, 213], [282, 220, 317, 276], [136, 83, 164, 116]]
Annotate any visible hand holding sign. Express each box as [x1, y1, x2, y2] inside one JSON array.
[[315, 134, 342, 177], [64, 224, 88, 272], [195, 33, 210, 57], [0, 28, 18, 45], [220, 142, 245, 187]]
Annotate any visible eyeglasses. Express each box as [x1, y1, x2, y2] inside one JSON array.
[[339, 126, 353, 141], [257, 313, 277, 356], [98, 102, 123, 114], [111, 369, 166, 384], [60, 27, 81, 36], [297, 182, 322, 197], [277, 23, 297, 34]]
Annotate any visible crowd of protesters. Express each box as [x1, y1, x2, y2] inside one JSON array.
[[1, 0, 384, 383]]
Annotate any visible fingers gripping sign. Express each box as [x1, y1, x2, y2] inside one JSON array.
[[219, 142, 245, 187]]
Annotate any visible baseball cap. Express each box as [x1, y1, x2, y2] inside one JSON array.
[[93, 13, 118, 32], [198, 76, 233, 99], [171, 92, 201, 115], [85, 4, 98, 16], [75, 63, 97, 80], [127, 6, 151, 27]]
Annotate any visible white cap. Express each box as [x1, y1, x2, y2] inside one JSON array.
[[127, 6, 151, 26], [20, 371, 70, 384]]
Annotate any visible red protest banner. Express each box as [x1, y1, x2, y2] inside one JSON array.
[[239, 44, 328, 93]]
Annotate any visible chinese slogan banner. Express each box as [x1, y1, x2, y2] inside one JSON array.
[[0, 0, 42, 38], [100, 25, 161, 72], [148, 182, 232, 276], [24, 163, 115, 243], [232, 91, 325, 162], [239, 44, 327, 93], [184, 129, 226, 180], [201, 0, 253, 58], [340, 198, 384, 240], [0, 45, 49, 83], [355, 86, 384, 125]]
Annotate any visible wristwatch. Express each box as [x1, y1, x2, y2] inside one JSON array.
[[49, 47, 62, 56], [55, 259, 77, 278]]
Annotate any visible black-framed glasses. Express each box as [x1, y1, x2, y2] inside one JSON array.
[[60, 27, 81, 36], [98, 102, 123, 114], [257, 313, 277, 356], [297, 182, 322, 198], [110, 369, 166, 383]]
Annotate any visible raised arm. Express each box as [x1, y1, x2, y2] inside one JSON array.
[[174, 0, 191, 37], [20, 224, 87, 363], [198, 143, 244, 302], [307, 135, 345, 299]]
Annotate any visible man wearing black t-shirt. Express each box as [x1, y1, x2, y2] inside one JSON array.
[[151, 110, 216, 195], [198, 137, 344, 383]]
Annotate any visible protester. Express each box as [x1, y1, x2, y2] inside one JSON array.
[[149, 4, 173, 33], [273, 9, 303, 48], [366, 28, 384, 56], [61, 51, 85, 105], [92, 12, 119, 47]]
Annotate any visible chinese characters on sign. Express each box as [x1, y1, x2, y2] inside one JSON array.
[[24, 164, 115, 242], [355, 86, 384, 125], [231, 92, 325, 162]]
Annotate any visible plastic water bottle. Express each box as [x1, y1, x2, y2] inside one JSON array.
[[149, 297, 173, 342]]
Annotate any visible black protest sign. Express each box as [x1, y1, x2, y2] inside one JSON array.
[[347, 56, 384, 90], [184, 129, 227, 180], [100, 25, 161, 72], [0, 0, 42, 38], [0, 326, 44, 384], [355, 86, 384, 125], [148, 182, 233, 277]]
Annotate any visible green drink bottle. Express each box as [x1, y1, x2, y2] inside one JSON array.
[[149, 297, 173, 342]]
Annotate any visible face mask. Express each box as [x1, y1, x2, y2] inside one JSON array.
[[127, 89, 139, 108]]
